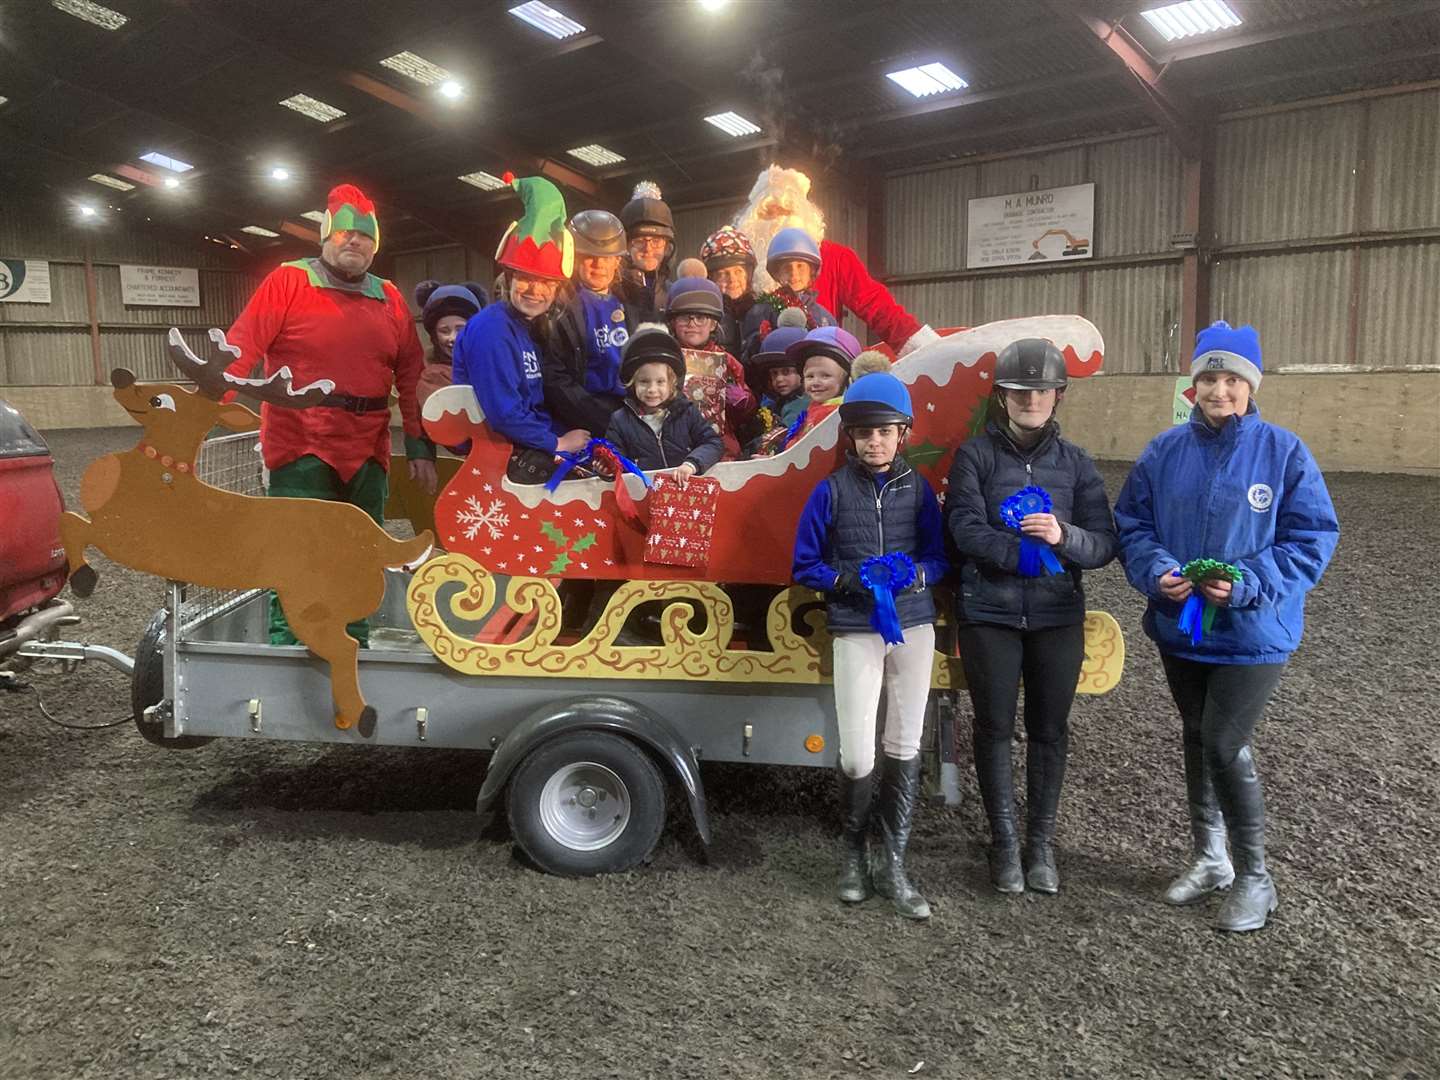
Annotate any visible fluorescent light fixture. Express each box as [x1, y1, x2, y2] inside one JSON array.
[[567, 144, 624, 167], [139, 151, 194, 173], [52, 0, 128, 31], [279, 93, 347, 123], [458, 170, 509, 191], [78, 205, 97, 217], [704, 111, 761, 138], [886, 62, 968, 98], [509, 2, 585, 39], [379, 50, 453, 86], [1141, 0, 1243, 42], [438, 80, 464, 100], [698, 0, 730, 10], [240, 225, 280, 237], [300, 210, 326, 223], [270, 166, 290, 181], [0, 96, 8, 107], [163, 176, 180, 189], [89, 173, 135, 191]]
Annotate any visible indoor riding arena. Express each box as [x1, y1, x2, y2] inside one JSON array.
[[1, 2, 1436, 1078]]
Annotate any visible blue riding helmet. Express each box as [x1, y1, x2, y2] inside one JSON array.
[[839, 372, 913, 428]]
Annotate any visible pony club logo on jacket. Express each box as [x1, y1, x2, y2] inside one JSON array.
[[593, 325, 629, 351], [522, 349, 541, 379], [1247, 483, 1274, 512]]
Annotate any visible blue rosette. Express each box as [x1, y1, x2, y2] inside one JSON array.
[[545, 436, 652, 492], [858, 552, 917, 645], [998, 485, 1065, 577]]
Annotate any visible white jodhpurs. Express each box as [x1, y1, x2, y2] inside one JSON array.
[[832, 624, 936, 779]]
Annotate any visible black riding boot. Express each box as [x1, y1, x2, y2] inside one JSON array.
[[871, 755, 931, 920], [1210, 745, 1276, 932], [1164, 742, 1235, 905], [837, 769, 874, 903], [973, 731, 1023, 893], [1023, 735, 1067, 894]]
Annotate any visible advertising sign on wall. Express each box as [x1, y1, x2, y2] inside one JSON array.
[[0, 259, 53, 303], [966, 183, 1095, 269], [120, 264, 201, 307]]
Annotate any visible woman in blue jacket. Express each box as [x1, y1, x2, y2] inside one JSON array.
[[945, 339, 1118, 895], [1115, 321, 1338, 932]]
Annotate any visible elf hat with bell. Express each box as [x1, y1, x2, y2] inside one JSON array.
[[321, 183, 380, 250], [494, 173, 575, 282]]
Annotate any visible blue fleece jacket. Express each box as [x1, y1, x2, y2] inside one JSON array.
[[1115, 404, 1339, 664], [792, 462, 949, 594], [577, 288, 628, 398], [452, 302, 558, 454]]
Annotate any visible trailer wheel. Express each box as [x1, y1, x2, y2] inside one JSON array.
[[506, 731, 666, 877], [132, 610, 211, 749]]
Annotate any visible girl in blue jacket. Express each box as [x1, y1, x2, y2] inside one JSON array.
[[1115, 321, 1338, 932]]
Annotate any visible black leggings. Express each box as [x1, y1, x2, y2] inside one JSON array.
[[1160, 654, 1286, 768], [958, 622, 1087, 748]]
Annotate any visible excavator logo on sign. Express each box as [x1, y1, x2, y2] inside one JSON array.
[[1028, 229, 1091, 261]]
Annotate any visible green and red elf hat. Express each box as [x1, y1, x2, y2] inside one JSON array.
[[321, 183, 380, 251], [494, 172, 574, 282]]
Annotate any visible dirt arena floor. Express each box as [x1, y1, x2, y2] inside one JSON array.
[[2, 428, 1436, 1079]]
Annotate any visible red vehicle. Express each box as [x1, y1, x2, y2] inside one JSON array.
[[0, 398, 70, 666]]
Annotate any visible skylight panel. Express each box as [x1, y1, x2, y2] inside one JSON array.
[[89, 173, 135, 191], [1141, 0, 1243, 42], [509, 2, 585, 40], [139, 152, 193, 173], [458, 171, 509, 191], [886, 62, 968, 98], [52, 0, 128, 31], [567, 144, 624, 167], [704, 112, 762, 138], [240, 225, 280, 238], [300, 210, 325, 223], [380, 51, 453, 86], [279, 93, 347, 123]]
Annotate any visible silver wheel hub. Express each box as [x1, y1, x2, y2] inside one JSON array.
[[538, 761, 631, 851]]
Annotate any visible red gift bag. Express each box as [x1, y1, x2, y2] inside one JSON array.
[[643, 473, 720, 569]]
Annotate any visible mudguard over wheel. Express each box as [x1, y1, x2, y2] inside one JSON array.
[[506, 731, 666, 876], [132, 609, 211, 749]]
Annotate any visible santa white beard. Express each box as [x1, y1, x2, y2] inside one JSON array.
[[734, 165, 827, 294]]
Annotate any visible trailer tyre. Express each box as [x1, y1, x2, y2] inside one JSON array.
[[506, 731, 666, 877], [132, 610, 211, 749]]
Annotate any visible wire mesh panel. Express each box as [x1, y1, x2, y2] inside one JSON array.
[[177, 431, 267, 633]]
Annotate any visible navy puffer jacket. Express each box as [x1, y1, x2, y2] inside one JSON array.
[[604, 395, 723, 474]]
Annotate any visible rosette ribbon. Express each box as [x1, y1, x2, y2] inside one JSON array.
[[546, 437, 651, 528], [998, 486, 1064, 577], [858, 552, 917, 645], [1176, 558, 1243, 646], [776, 407, 808, 452]]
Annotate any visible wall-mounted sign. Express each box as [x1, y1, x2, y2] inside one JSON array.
[[967, 183, 1095, 269], [1172, 375, 1196, 426], [120, 264, 200, 307], [0, 259, 53, 303]]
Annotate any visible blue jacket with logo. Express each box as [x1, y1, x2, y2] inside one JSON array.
[[453, 301, 558, 454], [1114, 404, 1339, 664]]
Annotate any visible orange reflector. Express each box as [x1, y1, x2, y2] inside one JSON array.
[[804, 734, 825, 754]]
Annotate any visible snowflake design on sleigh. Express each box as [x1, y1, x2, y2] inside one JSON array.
[[456, 495, 510, 540]]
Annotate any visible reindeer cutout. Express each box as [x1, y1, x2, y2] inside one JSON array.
[[60, 328, 434, 739]]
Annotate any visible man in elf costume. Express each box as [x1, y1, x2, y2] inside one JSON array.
[[736, 166, 942, 357], [223, 183, 430, 646]]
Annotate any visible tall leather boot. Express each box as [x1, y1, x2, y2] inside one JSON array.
[[836, 769, 874, 903], [1023, 736, 1067, 894], [1211, 745, 1277, 932], [973, 732, 1023, 893], [871, 755, 931, 920], [1163, 742, 1235, 905]]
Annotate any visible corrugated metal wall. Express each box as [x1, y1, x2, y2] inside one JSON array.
[[0, 205, 263, 387], [879, 86, 1438, 374]]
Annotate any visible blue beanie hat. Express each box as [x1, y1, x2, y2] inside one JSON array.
[[1192, 320, 1262, 391]]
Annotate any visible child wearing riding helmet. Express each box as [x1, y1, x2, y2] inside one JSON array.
[[604, 325, 723, 479], [544, 209, 633, 436], [792, 372, 949, 921], [1115, 321, 1337, 933], [700, 225, 758, 361], [413, 280, 485, 411], [743, 308, 811, 456], [771, 325, 862, 450], [739, 227, 838, 364], [666, 274, 755, 460], [944, 339, 1118, 896]]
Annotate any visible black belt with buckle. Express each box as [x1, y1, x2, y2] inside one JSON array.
[[318, 392, 391, 414]]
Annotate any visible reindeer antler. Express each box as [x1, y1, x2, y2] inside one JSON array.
[[166, 328, 334, 408]]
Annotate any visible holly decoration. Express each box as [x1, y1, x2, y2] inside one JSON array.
[[1180, 558, 1243, 584]]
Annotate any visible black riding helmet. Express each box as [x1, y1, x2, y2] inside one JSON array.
[[569, 209, 627, 258], [620, 324, 685, 385], [993, 338, 1068, 391]]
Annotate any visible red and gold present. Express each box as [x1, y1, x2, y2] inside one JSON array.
[[644, 473, 720, 568]]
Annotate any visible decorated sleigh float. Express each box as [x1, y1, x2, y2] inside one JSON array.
[[410, 315, 1124, 694]]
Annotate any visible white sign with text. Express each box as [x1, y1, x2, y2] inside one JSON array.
[[0, 259, 53, 303], [120, 264, 201, 307], [967, 183, 1095, 269]]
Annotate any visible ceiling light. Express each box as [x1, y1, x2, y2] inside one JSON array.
[[279, 93, 347, 123], [78, 205, 97, 217], [509, 2, 585, 40], [698, 0, 730, 10], [163, 176, 180, 189], [458, 170, 508, 191], [240, 225, 280, 238], [704, 111, 761, 138], [52, 0, 128, 31], [0, 96, 8, 107], [438, 80, 464, 100], [567, 144, 624, 167], [88, 173, 135, 191], [270, 166, 291, 181], [1141, 0, 1243, 42], [379, 50, 453, 86], [139, 152, 194, 173], [300, 210, 325, 223], [886, 62, 968, 98]]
